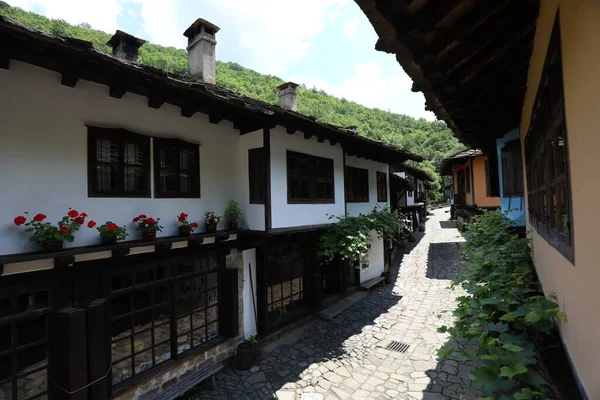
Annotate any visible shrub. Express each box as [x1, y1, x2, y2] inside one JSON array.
[[437, 210, 564, 399]]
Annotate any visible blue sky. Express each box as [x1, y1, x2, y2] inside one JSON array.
[[7, 0, 434, 120]]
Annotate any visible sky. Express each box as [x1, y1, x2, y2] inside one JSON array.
[[6, 0, 435, 120]]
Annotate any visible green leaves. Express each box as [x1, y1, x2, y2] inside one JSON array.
[[440, 210, 564, 399]]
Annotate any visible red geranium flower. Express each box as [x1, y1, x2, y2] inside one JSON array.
[[74, 217, 85, 225], [139, 214, 147, 219], [87, 221, 97, 228], [107, 223, 118, 231], [178, 216, 186, 223], [80, 213, 88, 218], [190, 222, 199, 229], [60, 226, 70, 233], [145, 218, 155, 225], [68, 210, 79, 218], [14, 216, 26, 226], [133, 217, 140, 223], [33, 213, 46, 222]]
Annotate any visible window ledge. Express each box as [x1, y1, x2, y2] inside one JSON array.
[[0, 229, 245, 276]]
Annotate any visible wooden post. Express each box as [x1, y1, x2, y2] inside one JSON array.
[[49, 307, 89, 400], [86, 299, 111, 400], [218, 268, 239, 338]]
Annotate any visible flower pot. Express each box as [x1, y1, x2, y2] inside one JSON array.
[[179, 226, 191, 237], [102, 236, 118, 245], [235, 341, 255, 370], [228, 220, 238, 231], [41, 240, 63, 252], [142, 230, 156, 241], [382, 269, 392, 284], [206, 223, 217, 233]]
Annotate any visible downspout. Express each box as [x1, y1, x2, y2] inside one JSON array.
[[470, 158, 476, 206]]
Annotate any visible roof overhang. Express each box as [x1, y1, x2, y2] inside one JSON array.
[[356, 0, 540, 151]]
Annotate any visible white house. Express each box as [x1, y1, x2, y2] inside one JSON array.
[[390, 164, 434, 229], [0, 16, 423, 400]]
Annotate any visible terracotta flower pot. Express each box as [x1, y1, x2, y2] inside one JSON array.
[[102, 236, 118, 245], [179, 225, 191, 237], [229, 220, 238, 231], [206, 223, 217, 233], [142, 229, 156, 241], [41, 240, 63, 252]]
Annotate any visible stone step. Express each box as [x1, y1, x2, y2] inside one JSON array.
[[318, 291, 368, 321]]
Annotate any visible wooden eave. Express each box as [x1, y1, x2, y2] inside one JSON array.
[[0, 16, 422, 165], [356, 0, 540, 151]]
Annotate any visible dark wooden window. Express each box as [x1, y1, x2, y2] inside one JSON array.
[[0, 282, 52, 400], [109, 254, 226, 387], [502, 141, 525, 196], [525, 14, 573, 262], [249, 147, 265, 204], [287, 151, 334, 204], [345, 166, 369, 203], [465, 166, 471, 193], [88, 126, 151, 197], [154, 138, 200, 198], [377, 171, 388, 202], [485, 160, 491, 197]]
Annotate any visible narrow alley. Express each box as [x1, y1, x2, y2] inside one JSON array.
[[187, 208, 480, 400]]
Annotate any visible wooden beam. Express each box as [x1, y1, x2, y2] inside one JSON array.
[[317, 136, 326, 143], [181, 104, 197, 118], [61, 63, 81, 87], [393, 1, 459, 37], [148, 95, 165, 109], [209, 113, 224, 124], [286, 126, 296, 135], [109, 84, 127, 99], [303, 132, 313, 140], [264, 128, 272, 232], [0, 36, 9, 70], [329, 139, 337, 146]]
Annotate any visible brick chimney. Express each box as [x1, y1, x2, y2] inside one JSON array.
[[184, 18, 220, 84], [277, 82, 299, 111], [106, 30, 146, 62]]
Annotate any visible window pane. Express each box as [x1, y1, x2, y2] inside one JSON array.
[[96, 165, 120, 191], [97, 138, 119, 163], [124, 167, 146, 192]]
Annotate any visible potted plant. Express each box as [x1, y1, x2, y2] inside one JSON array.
[[133, 215, 162, 241], [13, 209, 95, 252], [204, 211, 221, 233], [177, 213, 199, 237], [418, 222, 426, 232], [236, 335, 259, 370], [224, 200, 241, 231], [97, 222, 128, 245]]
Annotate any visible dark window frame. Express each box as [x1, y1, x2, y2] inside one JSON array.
[[501, 141, 525, 196], [153, 138, 201, 199], [484, 160, 491, 197], [376, 171, 388, 202], [248, 147, 266, 204], [286, 151, 335, 204], [88, 126, 151, 198], [345, 166, 369, 203], [465, 165, 471, 193], [525, 13, 574, 263]]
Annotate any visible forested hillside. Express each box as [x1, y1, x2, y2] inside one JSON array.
[[0, 2, 465, 201]]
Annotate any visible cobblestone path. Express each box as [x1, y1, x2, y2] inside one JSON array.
[[187, 208, 480, 400]]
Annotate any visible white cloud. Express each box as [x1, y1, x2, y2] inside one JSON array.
[[343, 18, 359, 39], [7, 0, 124, 33], [292, 62, 436, 121]]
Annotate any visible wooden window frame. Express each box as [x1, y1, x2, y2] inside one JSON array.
[[248, 147, 266, 204], [153, 138, 201, 199], [286, 151, 335, 204], [525, 13, 574, 263], [376, 171, 388, 202], [502, 141, 525, 197], [345, 166, 369, 203], [88, 126, 151, 198], [485, 160, 491, 197], [465, 166, 471, 193]]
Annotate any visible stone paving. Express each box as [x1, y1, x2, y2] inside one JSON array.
[[185, 207, 480, 400]]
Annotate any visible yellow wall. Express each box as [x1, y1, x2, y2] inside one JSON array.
[[520, 1, 600, 396], [452, 156, 499, 208]]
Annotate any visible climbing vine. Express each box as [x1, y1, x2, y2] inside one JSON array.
[[319, 208, 408, 265], [437, 211, 565, 399]]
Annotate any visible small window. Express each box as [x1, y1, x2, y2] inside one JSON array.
[[287, 151, 334, 204], [345, 166, 369, 203], [377, 171, 388, 202], [88, 126, 151, 197], [154, 138, 200, 198], [465, 166, 471, 193], [502, 141, 524, 196], [248, 147, 265, 204]]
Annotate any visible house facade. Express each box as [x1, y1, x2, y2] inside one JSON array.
[[0, 16, 422, 400], [358, 0, 599, 396], [389, 164, 433, 229]]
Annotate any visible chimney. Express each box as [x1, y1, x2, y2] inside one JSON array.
[[184, 18, 220, 84], [106, 30, 146, 62], [277, 82, 299, 111]]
